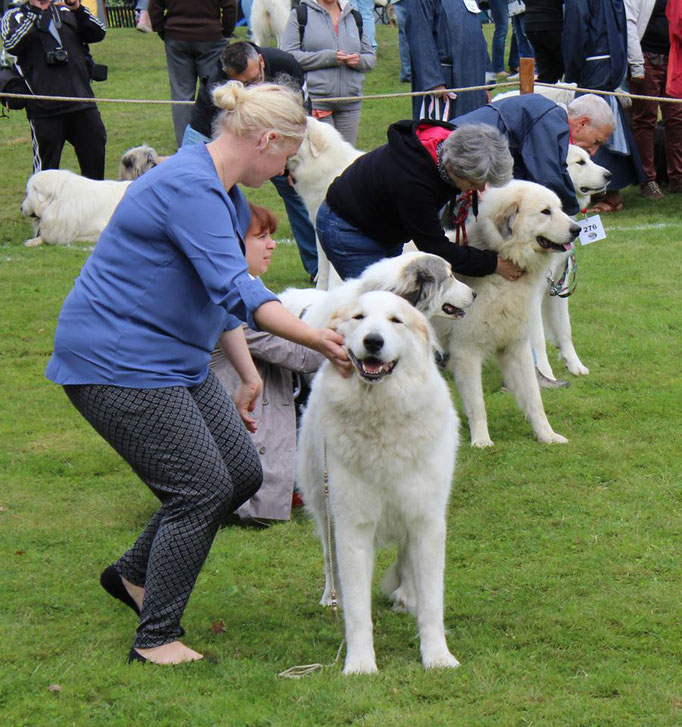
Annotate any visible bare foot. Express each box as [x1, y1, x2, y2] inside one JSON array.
[[134, 641, 203, 665], [121, 576, 145, 612]]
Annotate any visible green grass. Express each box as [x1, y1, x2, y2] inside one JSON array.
[[1, 24, 681, 727]]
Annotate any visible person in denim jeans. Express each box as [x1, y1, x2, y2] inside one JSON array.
[[392, 0, 411, 82]]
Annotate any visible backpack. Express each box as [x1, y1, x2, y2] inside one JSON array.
[[294, 2, 363, 46]]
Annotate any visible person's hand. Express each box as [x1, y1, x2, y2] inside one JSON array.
[[315, 328, 352, 377], [56, 0, 81, 8], [429, 84, 450, 98], [234, 377, 263, 433], [496, 257, 525, 281], [336, 50, 348, 66], [343, 53, 360, 68]]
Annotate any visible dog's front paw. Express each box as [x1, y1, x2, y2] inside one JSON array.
[[24, 236, 44, 247], [471, 437, 494, 448], [343, 655, 378, 675], [422, 651, 460, 670], [538, 432, 568, 444], [568, 361, 590, 376]]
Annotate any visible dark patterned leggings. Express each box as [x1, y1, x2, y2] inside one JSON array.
[[65, 370, 262, 648]]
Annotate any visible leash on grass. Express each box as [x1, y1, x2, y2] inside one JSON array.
[[278, 441, 345, 679]]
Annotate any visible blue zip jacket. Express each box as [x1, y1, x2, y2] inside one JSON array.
[[45, 144, 278, 388]]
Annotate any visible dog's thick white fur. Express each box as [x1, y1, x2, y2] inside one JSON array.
[[288, 117, 364, 290], [434, 180, 580, 447], [279, 251, 476, 334], [21, 170, 131, 247], [297, 290, 461, 674], [530, 145, 612, 381], [250, 0, 290, 47], [118, 144, 162, 181]]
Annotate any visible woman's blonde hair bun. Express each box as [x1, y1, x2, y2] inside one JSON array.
[[212, 80, 244, 111]]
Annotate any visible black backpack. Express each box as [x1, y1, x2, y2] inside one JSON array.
[[294, 1, 363, 46]]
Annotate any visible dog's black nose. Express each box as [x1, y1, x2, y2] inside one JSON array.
[[363, 333, 384, 354], [604, 170, 612, 181], [569, 224, 581, 238]]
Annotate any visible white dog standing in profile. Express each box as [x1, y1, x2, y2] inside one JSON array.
[[297, 290, 465, 674], [21, 170, 131, 247], [250, 0, 291, 47], [435, 179, 581, 447]]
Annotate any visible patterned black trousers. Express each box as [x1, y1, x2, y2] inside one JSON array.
[[65, 370, 262, 648]]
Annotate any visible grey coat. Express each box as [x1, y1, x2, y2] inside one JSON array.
[[210, 328, 323, 522], [280, 0, 376, 109]]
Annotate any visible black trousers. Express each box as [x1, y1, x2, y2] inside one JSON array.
[[28, 106, 107, 179], [65, 371, 263, 648], [526, 30, 564, 84]]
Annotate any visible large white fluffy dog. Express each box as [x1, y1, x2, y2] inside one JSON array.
[[434, 180, 581, 447], [250, 0, 290, 47], [280, 251, 476, 334], [530, 145, 611, 382], [287, 117, 364, 289], [21, 170, 131, 247], [297, 290, 461, 674]]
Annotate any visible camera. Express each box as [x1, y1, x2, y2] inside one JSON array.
[[45, 47, 69, 65]]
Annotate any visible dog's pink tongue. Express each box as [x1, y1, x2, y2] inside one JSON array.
[[363, 359, 382, 374], [564, 242, 574, 251]]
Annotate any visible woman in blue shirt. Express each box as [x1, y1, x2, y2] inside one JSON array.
[[45, 81, 349, 665]]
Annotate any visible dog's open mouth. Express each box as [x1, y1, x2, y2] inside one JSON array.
[[348, 350, 398, 382], [579, 185, 607, 194], [537, 236, 574, 253], [441, 303, 465, 318]]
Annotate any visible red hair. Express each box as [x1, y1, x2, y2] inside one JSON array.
[[247, 203, 277, 236]]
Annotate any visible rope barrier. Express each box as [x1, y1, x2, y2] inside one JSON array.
[[534, 82, 682, 104], [1, 80, 680, 106], [0, 82, 516, 107]]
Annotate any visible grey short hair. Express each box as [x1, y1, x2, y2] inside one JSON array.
[[567, 94, 615, 131], [442, 124, 513, 187]]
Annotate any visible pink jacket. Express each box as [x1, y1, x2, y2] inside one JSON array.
[[668, 0, 682, 97]]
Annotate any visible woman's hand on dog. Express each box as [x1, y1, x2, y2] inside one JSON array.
[[496, 257, 525, 281], [315, 328, 353, 378], [234, 377, 263, 433]]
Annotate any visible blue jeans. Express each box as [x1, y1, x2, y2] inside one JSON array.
[[270, 174, 318, 277], [182, 126, 317, 276], [511, 14, 535, 63], [393, 1, 411, 82], [240, 0, 255, 28], [487, 0, 509, 73], [349, 0, 377, 50], [316, 201, 402, 280]]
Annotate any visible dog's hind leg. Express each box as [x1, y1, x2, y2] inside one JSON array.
[[406, 518, 459, 669], [449, 350, 494, 447], [334, 516, 378, 674], [381, 543, 416, 614], [496, 341, 568, 444], [24, 236, 44, 247], [543, 294, 590, 376]]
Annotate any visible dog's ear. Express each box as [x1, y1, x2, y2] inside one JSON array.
[[327, 303, 354, 331], [395, 257, 443, 309], [122, 156, 133, 169], [308, 123, 327, 159], [494, 201, 519, 240]]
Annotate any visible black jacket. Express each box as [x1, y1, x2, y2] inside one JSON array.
[[326, 120, 499, 278], [1, 2, 106, 118], [524, 0, 565, 31], [189, 45, 305, 138]]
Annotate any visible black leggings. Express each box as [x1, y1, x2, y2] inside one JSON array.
[[65, 370, 262, 648]]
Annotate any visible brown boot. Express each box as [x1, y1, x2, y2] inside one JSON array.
[[640, 180, 665, 199]]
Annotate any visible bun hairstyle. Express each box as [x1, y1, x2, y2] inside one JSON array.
[[212, 80, 306, 146]]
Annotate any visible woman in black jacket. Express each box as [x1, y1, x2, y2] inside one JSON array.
[[317, 120, 524, 281]]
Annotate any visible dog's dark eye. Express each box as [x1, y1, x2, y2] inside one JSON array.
[[577, 160, 586, 165], [390, 317, 403, 324], [541, 208, 551, 215], [352, 313, 365, 320]]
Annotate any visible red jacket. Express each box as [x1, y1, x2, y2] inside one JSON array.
[[668, 0, 682, 97]]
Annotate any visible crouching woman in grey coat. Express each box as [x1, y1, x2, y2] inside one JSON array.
[[211, 204, 323, 524], [281, 0, 376, 146]]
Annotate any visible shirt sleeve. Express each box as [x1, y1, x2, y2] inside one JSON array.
[[1, 7, 39, 55], [396, 182, 498, 277], [405, 0, 447, 91], [244, 329, 324, 373], [73, 5, 106, 43], [280, 9, 338, 69], [165, 183, 279, 330]]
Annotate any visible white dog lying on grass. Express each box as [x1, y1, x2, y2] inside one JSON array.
[[297, 290, 462, 674]]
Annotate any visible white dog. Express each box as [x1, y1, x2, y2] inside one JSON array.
[[21, 170, 131, 247], [297, 290, 461, 674], [287, 117, 364, 290], [280, 251, 476, 334], [250, 0, 291, 47], [118, 144, 162, 181], [530, 145, 612, 383], [434, 180, 580, 447]]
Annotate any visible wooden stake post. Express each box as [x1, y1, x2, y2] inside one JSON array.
[[519, 58, 536, 95]]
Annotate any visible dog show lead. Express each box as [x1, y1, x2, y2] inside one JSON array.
[[315, 120, 526, 282], [44, 81, 350, 666]]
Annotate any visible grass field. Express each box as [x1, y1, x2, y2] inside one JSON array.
[[1, 23, 681, 727]]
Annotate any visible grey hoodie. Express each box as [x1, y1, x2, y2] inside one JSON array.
[[280, 0, 376, 108]]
